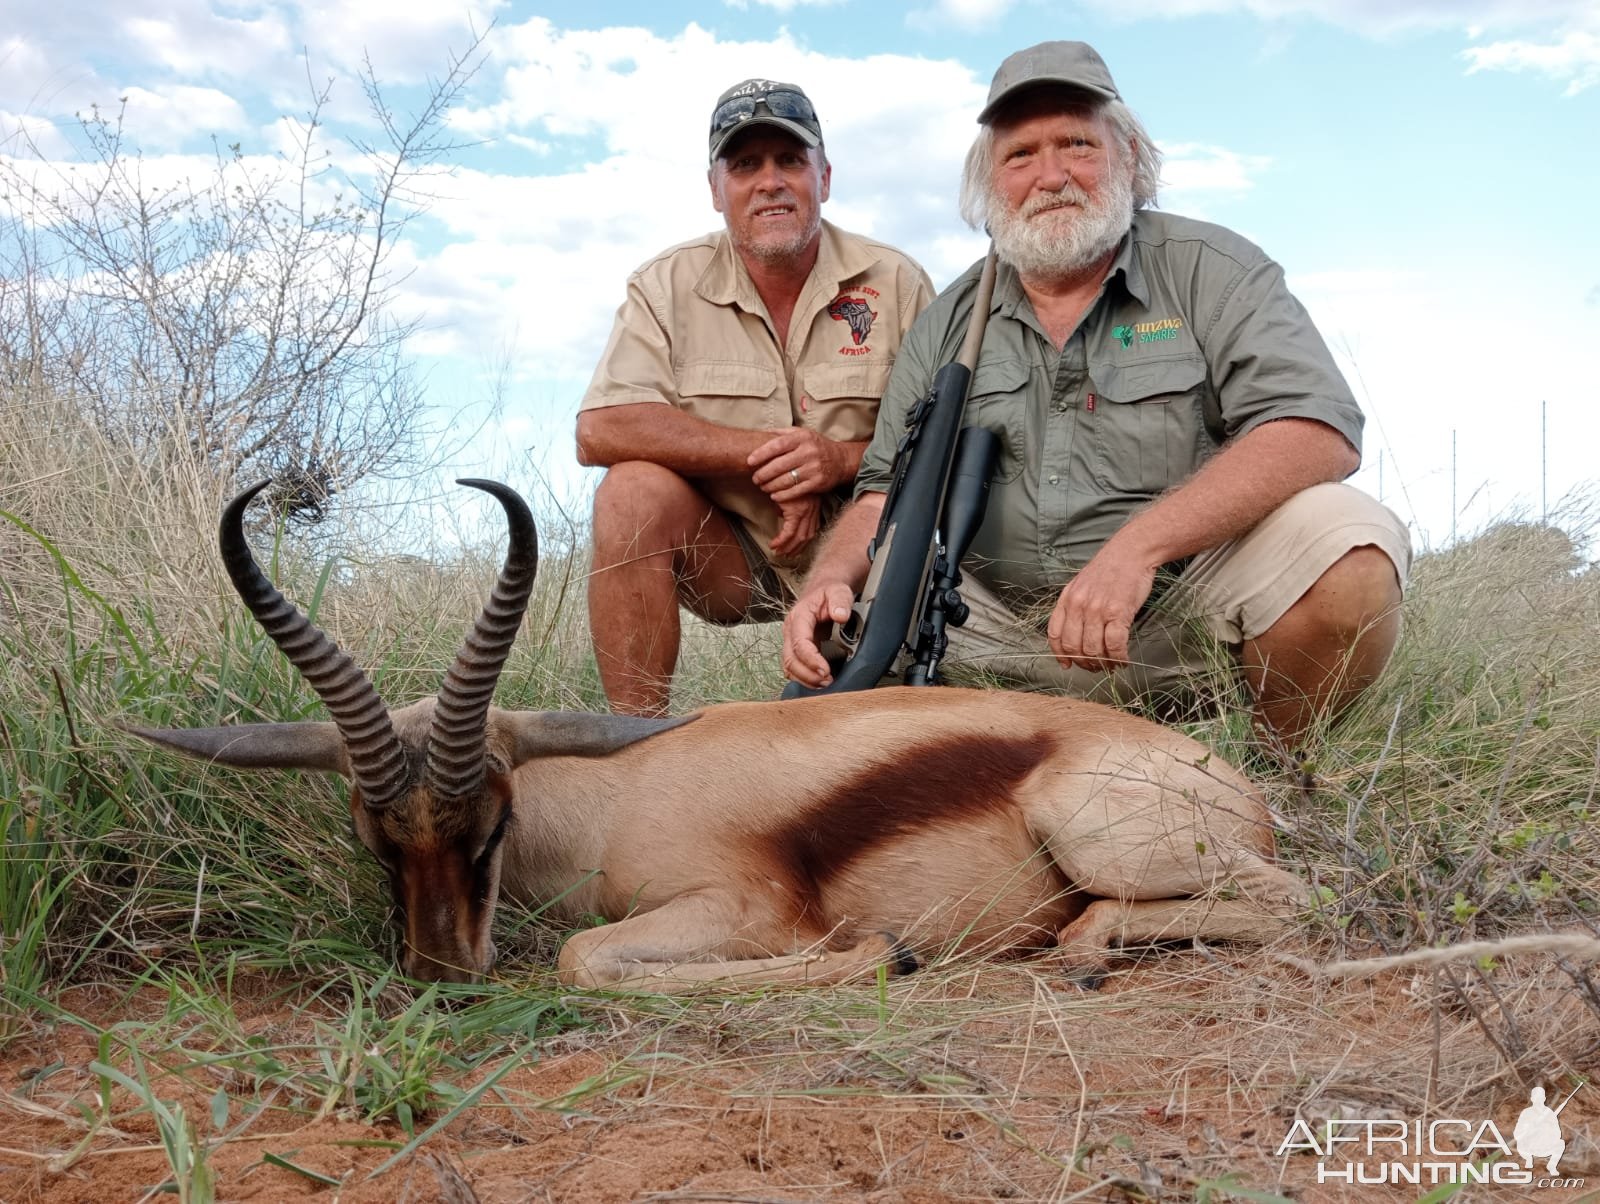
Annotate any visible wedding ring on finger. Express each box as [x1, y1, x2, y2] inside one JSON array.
[[790, 468, 800, 484]]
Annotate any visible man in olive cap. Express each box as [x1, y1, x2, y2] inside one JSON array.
[[783, 42, 1411, 751], [579, 79, 933, 715]]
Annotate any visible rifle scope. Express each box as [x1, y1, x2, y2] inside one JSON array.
[[780, 246, 999, 699]]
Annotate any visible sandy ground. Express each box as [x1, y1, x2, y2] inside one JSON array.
[[2, 948, 1597, 1203]]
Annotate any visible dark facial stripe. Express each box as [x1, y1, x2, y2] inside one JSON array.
[[767, 734, 1055, 914], [399, 843, 494, 981]]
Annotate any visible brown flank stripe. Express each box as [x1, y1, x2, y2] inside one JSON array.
[[768, 734, 1056, 911]]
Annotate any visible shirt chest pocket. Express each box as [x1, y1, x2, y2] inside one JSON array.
[[677, 360, 781, 430], [1089, 356, 1208, 495], [966, 356, 1030, 483], [802, 362, 892, 442]]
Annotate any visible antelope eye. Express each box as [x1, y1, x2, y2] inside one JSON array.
[[475, 812, 512, 866], [364, 836, 403, 879]]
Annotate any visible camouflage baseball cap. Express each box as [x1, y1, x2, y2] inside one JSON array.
[[977, 41, 1121, 124], [708, 79, 822, 161]]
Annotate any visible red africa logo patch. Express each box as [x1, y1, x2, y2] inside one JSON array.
[[828, 286, 879, 356]]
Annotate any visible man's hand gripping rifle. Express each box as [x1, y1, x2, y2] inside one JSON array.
[[782, 246, 1000, 698]]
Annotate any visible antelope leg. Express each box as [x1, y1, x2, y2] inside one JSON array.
[[554, 893, 915, 993]]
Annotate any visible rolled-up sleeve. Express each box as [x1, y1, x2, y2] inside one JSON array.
[[1203, 256, 1364, 457], [580, 274, 676, 412]]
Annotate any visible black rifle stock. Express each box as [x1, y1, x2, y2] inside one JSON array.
[[781, 246, 999, 698]]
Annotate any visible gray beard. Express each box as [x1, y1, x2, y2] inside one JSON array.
[[987, 168, 1134, 281], [745, 228, 817, 264], [741, 206, 822, 266]]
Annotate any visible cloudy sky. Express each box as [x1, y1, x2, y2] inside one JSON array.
[[4, 0, 1597, 550]]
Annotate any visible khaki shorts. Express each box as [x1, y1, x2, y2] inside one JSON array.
[[727, 516, 795, 624], [936, 483, 1411, 715]]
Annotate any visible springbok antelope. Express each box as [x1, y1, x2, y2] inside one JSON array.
[[133, 480, 1310, 990]]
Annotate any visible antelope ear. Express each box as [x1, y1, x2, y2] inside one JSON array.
[[126, 722, 351, 776], [498, 710, 698, 767]]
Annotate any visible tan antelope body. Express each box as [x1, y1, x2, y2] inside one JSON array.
[[134, 481, 1308, 990]]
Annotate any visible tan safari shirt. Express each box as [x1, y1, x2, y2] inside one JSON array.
[[581, 220, 935, 575], [856, 209, 1364, 608]]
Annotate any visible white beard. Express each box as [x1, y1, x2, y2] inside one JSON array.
[[987, 165, 1135, 281]]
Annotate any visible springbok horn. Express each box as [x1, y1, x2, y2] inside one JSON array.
[[426, 479, 539, 802], [220, 482, 410, 809]]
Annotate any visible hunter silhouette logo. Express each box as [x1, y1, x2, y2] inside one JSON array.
[[1113, 324, 1135, 348], [1515, 1085, 1576, 1175], [829, 293, 878, 355]]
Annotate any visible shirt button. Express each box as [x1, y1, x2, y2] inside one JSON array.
[[1048, 474, 1060, 486]]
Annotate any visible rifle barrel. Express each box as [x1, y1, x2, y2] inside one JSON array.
[[956, 246, 998, 372]]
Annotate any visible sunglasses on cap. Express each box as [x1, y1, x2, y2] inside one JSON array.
[[709, 88, 818, 137]]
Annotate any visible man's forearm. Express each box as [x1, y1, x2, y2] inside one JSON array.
[[576, 403, 771, 474], [836, 440, 869, 482], [802, 491, 885, 592], [1111, 417, 1359, 567]]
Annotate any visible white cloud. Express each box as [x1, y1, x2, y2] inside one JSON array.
[[889, 0, 1600, 95], [3, 2, 494, 161], [390, 157, 715, 379], [905, 0, 1019, 32], [0, 144, 353, 232], [1292, 268, 1418, 297], [1082, 0, 1596, 38], [292, 0, 498, 82], [1070, 0, 1600, 94], [1, 35, 59, 110], [0, 111, 72, 159], [1292, 267, 1596, 548], [724, 0, 845, 10], [2, 29, 114, 121], [4, 3, 295, 130], [118, 86, 251, 150], [120, 6, 293, 80], [1462, 31, 1600, 95], [1158, 143, 1272, 198]]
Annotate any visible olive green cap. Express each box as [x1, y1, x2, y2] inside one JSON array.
[[978, 41, 1120, 124]]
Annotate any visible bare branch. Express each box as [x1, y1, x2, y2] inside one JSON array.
[[0, 28, 493, 525]]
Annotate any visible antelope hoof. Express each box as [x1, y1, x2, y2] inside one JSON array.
[[1054, 937, 1116, 971], [1063, 968, 1107, 992], [877, 931, 921, 977]]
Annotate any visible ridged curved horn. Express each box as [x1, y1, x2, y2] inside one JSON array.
[[220, 482, 410, 809], [426, 479, 539, 801]]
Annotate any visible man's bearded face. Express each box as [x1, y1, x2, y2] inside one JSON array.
[[986, 110, 1135, 280], [711, 128, 830, 266]]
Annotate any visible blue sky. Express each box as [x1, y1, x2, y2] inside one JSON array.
[[5, 0, 1597, 551]]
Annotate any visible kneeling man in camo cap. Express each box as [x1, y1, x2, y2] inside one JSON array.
[[579, 78, 934, 716]]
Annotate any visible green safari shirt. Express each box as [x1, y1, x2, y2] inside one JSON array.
[[855, 209, 1364, 606]]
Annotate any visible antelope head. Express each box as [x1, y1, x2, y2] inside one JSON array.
[[133, 478, 543, 983]]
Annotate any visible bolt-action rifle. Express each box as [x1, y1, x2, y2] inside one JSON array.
[[781, 246, 1000, 698]]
